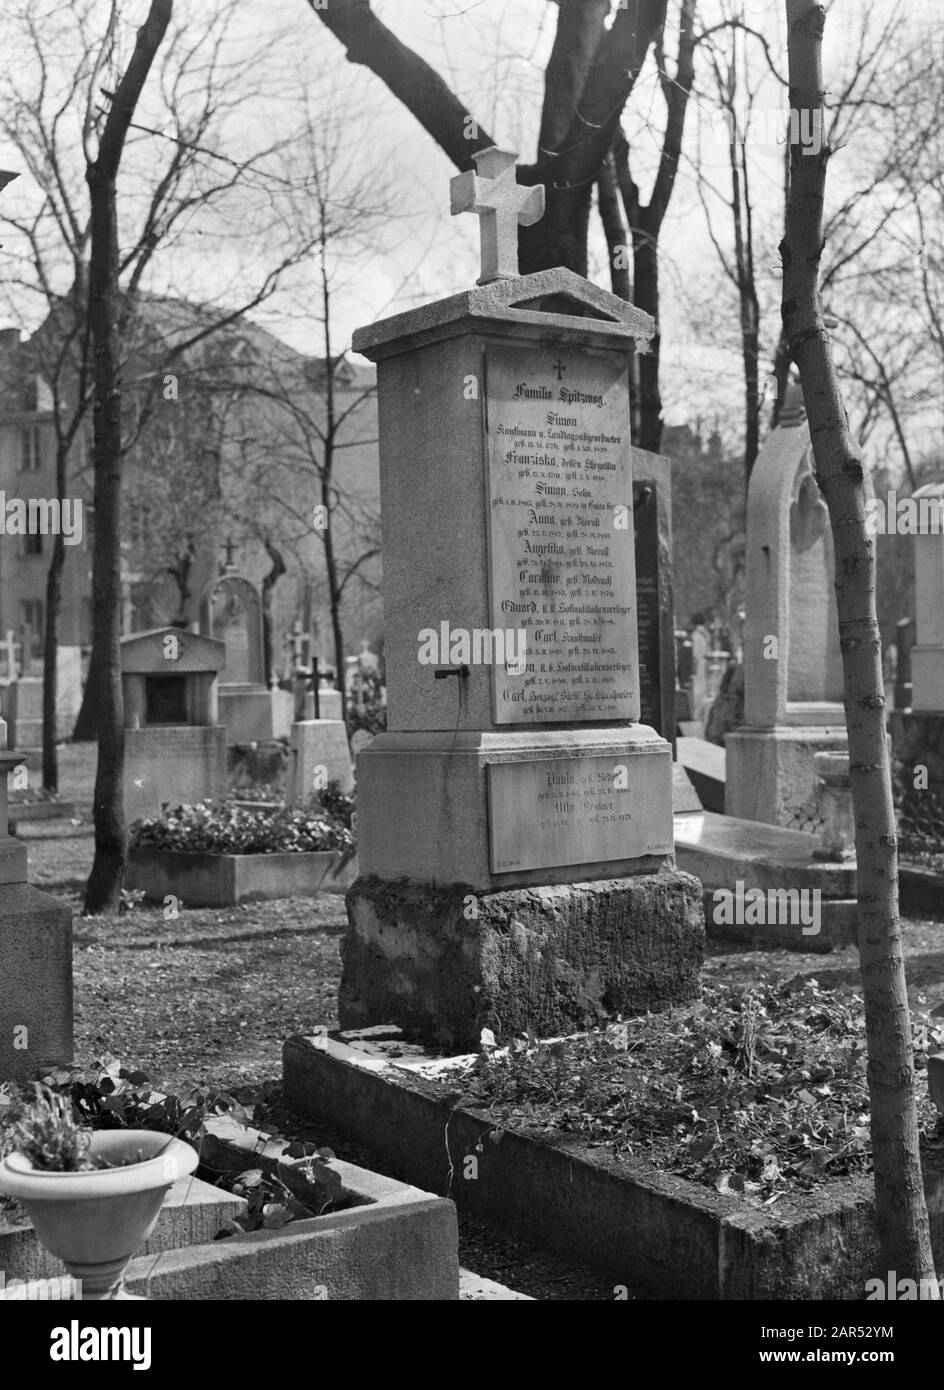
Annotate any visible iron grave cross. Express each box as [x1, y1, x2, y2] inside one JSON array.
[[450, 147, 545, 285]]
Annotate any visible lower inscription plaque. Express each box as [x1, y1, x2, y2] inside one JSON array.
[[487, 755, 672, 874]]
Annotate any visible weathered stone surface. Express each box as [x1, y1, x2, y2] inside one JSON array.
[[124, 725, 227, 825], [0, 882, 72, 1081], [341, 871, 704, 1050], [355, 727, 672, 893]]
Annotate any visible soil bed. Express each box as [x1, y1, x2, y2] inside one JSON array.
[[429, 978, 944, 1205]]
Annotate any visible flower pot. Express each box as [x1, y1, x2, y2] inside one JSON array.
[[0, 1131, 198, 1299]]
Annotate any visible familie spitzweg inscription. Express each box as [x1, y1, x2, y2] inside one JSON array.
[[487, 754, 670, 873], [484, 342, 639, 725]]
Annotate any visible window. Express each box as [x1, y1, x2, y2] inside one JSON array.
[[24, 532, 42, 556], [20, 424, 42, 472]]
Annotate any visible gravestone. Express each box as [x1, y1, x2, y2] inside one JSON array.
[[211, 572, 293, 743], [340, 150, 702, 1049], [909, 481, 944, 712], [632, 450, 676, 746], [890, 480, 944, 802], [0, 718, 72, 1080], [725, 383, 848, 829], [121, 628, 227, 823], [287, 720, 354, 803]]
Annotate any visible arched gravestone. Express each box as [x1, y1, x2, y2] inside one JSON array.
[[209, 572, 292, 743], [725, 384, 848, 829], [212, 575, 264, 687]]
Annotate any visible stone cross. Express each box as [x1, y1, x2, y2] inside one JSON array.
[[221, 536, 237, 573], [450, 148, 545, 285]]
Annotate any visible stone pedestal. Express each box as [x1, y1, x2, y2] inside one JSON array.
[[0, 738, 72, 1081], [288, 720, 354, 803], [342, 266, 702, 1043], [726, 724, 849, 830], [218, 684, 293, 743]]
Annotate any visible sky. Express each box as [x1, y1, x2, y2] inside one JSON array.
[[0, 0, 936, 461]]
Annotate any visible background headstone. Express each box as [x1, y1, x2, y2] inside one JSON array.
[[726, 383, 848, 829]]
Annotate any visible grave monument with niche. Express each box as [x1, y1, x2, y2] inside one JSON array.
[[121, 628, 227, 823], [726, 382, 848, 829], [340, 149, 702, 1049]]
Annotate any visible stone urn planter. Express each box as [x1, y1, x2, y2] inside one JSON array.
[[0, 1131, 198, 1299]]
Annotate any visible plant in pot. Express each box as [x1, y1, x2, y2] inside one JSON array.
[[0, 1086, 197, 1300]]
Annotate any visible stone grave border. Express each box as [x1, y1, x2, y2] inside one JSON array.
[[283, 1031, 944, 1301], [126, 847, 358, 905], [2, 1114, 458, 1302]]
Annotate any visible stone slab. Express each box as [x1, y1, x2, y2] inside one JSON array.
[[671, 761, 702, 814], [355, 727, 672, 892], [487, 750, 671, 874], [218, 686, 293, 743], [0, 1175, 245, 1282], [341, 869, 704, 1050], [676, 736, 725, 815], [124, 725, 227, 825], [460, 1270, 534, 1300], [0, 881, 72, 1081], [287, 719, 354, 802], [284, 1031, 944, 1299], [483, 339, 638, 725], [674, 811, 858, 951], [674, 811, 856, 895]]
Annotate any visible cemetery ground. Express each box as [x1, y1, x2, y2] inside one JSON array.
[[20, 744, 944, 1300]]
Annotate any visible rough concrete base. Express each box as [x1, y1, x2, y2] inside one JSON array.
[[341, 870, 705, 1050], [0, 881, 72, 1080]]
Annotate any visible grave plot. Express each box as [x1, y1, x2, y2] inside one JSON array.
[[283, 1027, 944, 1302]]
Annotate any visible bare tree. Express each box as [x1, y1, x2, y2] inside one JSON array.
[[783, 0, 937, 1289], [83, 0, 174, 913]]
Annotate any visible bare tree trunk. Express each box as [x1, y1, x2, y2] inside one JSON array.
[[783, 0, 937, 1289], [261, 535, 285, 687], [41, 438, 68, 788], [83, 0, 173, 915]]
